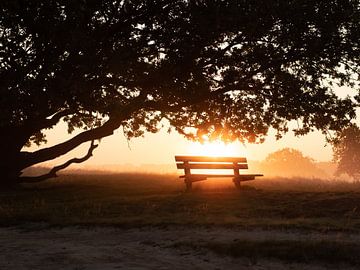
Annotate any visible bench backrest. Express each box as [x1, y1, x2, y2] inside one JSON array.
[[175, 156, 248, 175]]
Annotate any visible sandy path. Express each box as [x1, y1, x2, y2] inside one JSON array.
[[0, 226, 358, 270]]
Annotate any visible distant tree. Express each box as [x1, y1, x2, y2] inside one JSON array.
[[332, 125, 360, 181], [260, 148, 326, 178], [0, 0, 359, 186]]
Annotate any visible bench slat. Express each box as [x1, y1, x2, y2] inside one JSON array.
[[176, 163, 248, 169], [175, 156, 247, 163], [179, 174, 263, 178]]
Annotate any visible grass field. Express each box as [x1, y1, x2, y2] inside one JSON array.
[[1, 172, 360, 231], [1, 173, 360, 268]]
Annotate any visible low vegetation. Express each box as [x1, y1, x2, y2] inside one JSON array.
[[1, 173, 359, 231], [173, 239, 360, 266]]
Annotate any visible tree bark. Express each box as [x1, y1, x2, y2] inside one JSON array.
[[0, 126, 30, 187]]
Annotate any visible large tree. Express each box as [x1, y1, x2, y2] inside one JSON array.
[[0, 0, 359, 186]]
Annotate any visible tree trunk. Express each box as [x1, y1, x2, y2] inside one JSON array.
[[0, 149, 23, 188], [0, 118, 125, 188], [0, 128, 30, 188], [0, 99, 144, 189]]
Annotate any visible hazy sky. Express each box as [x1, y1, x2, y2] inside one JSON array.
[[31, 121, 336, 166], [29, 86, 358, 166]]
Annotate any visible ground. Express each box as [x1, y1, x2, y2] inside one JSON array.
[[0, 173, 360, 269], [1, 226, 360, 270]]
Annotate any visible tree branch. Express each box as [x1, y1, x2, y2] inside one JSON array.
[[37, 109, 73, 129], [19, 141, 98, 183], [19, 95, 146, 169]]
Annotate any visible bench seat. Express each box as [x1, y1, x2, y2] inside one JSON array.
[[175, 155, 263, 190], [179, 174, 263, 181]]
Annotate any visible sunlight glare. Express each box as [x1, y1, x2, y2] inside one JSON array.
[[187, 140, 247, 157], [185, 140, 248, 176]]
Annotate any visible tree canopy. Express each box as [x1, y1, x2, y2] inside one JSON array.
[[0, 0, 359, 185]]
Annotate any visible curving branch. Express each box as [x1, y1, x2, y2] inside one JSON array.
[[47, 109, 73, 124], [19, 141, 98, 183], [19, 94, 146, 170]]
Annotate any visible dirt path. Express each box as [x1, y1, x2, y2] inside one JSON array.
[[0, 226, 358, 270]]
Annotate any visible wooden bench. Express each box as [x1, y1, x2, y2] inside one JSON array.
[[175, 156, 263, 191]]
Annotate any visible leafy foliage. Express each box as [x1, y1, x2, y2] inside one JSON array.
[[332, 125, 360, 180], [0, 0, 359, 182]]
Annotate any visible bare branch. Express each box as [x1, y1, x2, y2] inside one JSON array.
[[19, 141, 98, 183], [41, 109, 73, 128], [19, 95, 146, 169]]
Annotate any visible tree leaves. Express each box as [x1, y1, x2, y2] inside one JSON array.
[[1, 0, 359, 146]]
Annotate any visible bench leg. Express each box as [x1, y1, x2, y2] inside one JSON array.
[[184, 179, 192, 191], [233, 178, 241, 190]]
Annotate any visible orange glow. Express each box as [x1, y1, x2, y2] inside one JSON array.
[[185, 140, 247, 175], [187, 140, 247, 157]]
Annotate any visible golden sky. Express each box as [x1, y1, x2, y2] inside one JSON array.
[[34, 122, 333, 166], [28, 86, 358, 166]]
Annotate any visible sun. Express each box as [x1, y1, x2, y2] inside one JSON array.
[[184, 139, 248, 176], [187, 139, 247, 157]]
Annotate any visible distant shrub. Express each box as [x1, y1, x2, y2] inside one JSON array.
[[259, 148, 327, 178], [332, 125, 360, 182]]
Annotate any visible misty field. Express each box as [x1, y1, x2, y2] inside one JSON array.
[[1, 173, 360, 269], [1, 173, 360, 229]]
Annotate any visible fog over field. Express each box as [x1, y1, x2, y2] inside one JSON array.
[[24, 160, 338, 180]]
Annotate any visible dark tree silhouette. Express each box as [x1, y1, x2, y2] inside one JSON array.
[[0, 0, 359, 186], [332, 125, 360, 181]]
